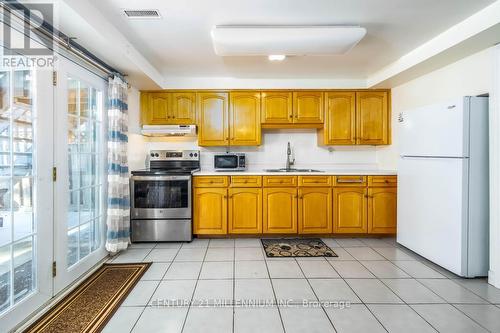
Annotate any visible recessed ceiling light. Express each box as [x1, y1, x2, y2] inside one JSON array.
[[268, 55, 286, 61]]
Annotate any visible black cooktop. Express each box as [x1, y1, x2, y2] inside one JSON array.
[[131, 168, 200, 176]]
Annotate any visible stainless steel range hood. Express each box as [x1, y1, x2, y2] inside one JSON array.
[[141, 125, 197, 137]]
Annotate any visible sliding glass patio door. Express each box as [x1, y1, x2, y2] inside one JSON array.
[[0, 63, 54, 329], [53, 58, 107, 294]]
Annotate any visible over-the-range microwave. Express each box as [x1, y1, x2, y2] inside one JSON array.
[[214, 153, 246, 171]]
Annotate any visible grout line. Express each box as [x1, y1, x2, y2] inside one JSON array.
[[294, 258, 338, 333], [449, 303, 494, 332], [376, 275, 441, 332], [335, 268, 390, 333], [232, 241, 236, 333], [111, 238, 498, 333], [262, 240, 287, 333], [180, 243, 209, 333], [128, 243, 182, 332]]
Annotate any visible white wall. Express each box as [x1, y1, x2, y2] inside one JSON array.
[[127, 86, 147, 171], [377, 47, 495, 169]]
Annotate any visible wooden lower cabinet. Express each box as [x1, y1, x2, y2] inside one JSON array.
[[228, 188, 262, 234], [298, 188, 332, 234], [263, 188, 297, 234], [368, 187, 397, 234], [333, 187, 367, 233], [193, 175, 397, 236], [193, 188, 227, 234]]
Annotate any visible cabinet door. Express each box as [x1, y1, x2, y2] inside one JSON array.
[[293, 91, 324, 123], [230, 91, 261, 146], [368, 187, 397, 234], [263, 188, 297, 234], [333, 187, 367, 233], [323, 92, 356, 145], [193, 188, 227, 234], [261, 91, 293, 124], [172, 92, 196, 124], [140, 92, 150, 125], [356, 91, 389, 145], [197, 92, 229, 146], [298, 188, 332, 234], [229, 188, 262, 234], [145, 92, 171, 124]]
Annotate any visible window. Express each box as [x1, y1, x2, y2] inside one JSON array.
[[0, 70, 36, 312], [66, 77, 103, 267]]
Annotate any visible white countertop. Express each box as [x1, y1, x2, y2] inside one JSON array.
[[193, 169, 397, 176]]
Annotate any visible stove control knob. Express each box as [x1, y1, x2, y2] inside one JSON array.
[[155, 153, 159, 157], [194, 153, 198, 157], [150, 153, 155, 157], [189, 153, 193, 157]]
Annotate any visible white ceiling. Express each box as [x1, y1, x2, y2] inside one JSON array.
[[84, 0, 495, 81]]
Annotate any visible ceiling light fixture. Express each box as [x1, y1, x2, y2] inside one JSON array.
[[268, 55, 286, 61], [211, 25, 367, 56]]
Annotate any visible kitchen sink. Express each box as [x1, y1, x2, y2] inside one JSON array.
[[264, 168, 323, 173]]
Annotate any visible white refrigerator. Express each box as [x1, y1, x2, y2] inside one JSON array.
[[397, 96, 489, 277]]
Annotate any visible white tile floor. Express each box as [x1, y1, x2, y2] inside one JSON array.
[[103, 237, 500, 333]]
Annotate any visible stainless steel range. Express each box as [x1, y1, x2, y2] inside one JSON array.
[[130, 150, 200, 242]]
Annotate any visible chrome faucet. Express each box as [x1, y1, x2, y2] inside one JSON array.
[[286, 142, 295, 170]]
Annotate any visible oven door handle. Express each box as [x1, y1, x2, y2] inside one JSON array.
[[131, 175, 192, 181]]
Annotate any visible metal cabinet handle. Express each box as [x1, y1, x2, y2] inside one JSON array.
[[337, 177, 364, 183]]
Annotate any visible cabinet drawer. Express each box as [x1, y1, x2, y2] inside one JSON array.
[[368, 175, 397, 187], [230, 176, 262, 187], [333, 176, 367, 187], [298, 176, 332, 187], [193, 176, 229, 187], [263, 176, 297, 187]]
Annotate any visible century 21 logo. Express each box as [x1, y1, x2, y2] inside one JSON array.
[[2, 3, 54, 56]]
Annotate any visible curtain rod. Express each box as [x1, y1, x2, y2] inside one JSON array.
[[1, 0, 126, 79]]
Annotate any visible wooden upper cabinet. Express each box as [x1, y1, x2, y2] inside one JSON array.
[[171, 92, 196, 124], [333, 187, 367, 233], [229, 92, 261, 146], [293, 91, 324, 123], [321, 92, 356, 145], [193, 187, 227, 235], [368, 187, 397, 234], [228, 188, 262, 234], [298, 188, 332, 234], [197, 92, 229, 146], [263, 188, 297, 234], [356, 91, 389, 145], [145, 92, 171, 124], [261, 91, 293, 124]]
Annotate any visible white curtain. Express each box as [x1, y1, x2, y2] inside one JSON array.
[[105, 75, 130, 253]]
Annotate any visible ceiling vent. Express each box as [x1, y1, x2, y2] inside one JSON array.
[[123, 9, 161, 19]]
